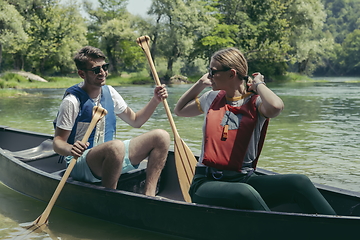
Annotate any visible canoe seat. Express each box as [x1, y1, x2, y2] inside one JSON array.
[[4, 139, 57, 162]]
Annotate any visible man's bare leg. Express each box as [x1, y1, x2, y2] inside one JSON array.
[[85, 129, 170, 194], [86, 140, 125, 189], [128, 129, 170, 196]]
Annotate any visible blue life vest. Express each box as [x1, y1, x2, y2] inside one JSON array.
[[64, 84, 116, 148]]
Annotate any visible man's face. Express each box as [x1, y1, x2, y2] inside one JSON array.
[[79, 59, 108, 87]]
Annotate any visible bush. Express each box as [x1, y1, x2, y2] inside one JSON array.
[[0, 77, 20, 89], [130, 77, 153, 85], [2, 72, 28, 83], [0, 79, 5, 88], [6, 81, 20, 88]]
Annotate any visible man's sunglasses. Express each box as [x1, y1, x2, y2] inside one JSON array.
[[82, 63, 110, 74], [208, 67, 231, 78]]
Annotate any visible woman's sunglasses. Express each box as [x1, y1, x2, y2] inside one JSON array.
[[208, 67, 231, 78], [83, 63, 110, 74]]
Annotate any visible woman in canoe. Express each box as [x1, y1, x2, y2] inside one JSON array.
[[174, 47, 336, 215]]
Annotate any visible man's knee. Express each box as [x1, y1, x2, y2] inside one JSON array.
[[99, 140, 125, 162], [106, 139, 124, 152], [152, 129, 170, 148]]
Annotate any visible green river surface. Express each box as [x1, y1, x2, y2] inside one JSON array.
[[0, 77, 359, 239]]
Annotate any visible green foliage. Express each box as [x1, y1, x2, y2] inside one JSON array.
[[2, 0, 87, 75], [129, 77, 153, 85], [85, 0, 142, 75], [0, 72, 31, 89], [313, 0, 360, 76], [0, 0, 28, 50], [148, 0, 217, 80], [2, 72, 27, 82], [25, 2, 88, 75], [0, 88, 28, 97], [0, 0, 28, 71], [278, 72, 314, 82], [1, 0, 359, 80], [323, 0, 360, 44], [192, 24, 238, 61], [337, 29, 360, 75], [46, 76, 78, 83]]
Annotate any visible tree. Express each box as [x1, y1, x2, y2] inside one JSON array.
[[98, 18, 138, 73], [200, 0, 292, 76], [27, 2, 88, 74], [85, 0, 143, 75], [337, 29, 360, 75], [316, 0, 360, 76], [284, 0, 329, 75], [3, 0, 88, 74], [323, 0, 360, 44], [0, 0, 28, 71], [147, 0, 217, 80]]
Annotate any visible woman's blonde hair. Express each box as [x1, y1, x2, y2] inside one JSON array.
[[211, 47, 248, 80]]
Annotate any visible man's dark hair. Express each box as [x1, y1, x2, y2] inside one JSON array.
[[73, 46, 106, 70]]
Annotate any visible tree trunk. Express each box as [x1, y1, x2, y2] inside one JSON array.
[[298, 59, 309, 74], [0, 43, 2, 72], [165, 44, 180, 82], [150, 15, 161, 64], [106, 44, 118, 75]]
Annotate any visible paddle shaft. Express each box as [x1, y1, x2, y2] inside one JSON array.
[[140, 43, 179, 138], [137, 36, 196, 202], [34, 106, 107, 226]]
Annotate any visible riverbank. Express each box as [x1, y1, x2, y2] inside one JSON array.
[[0, 71, 149, 97], [0, 71, 314, 97]]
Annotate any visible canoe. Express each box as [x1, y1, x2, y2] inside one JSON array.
[[1, 126, 360, 240]]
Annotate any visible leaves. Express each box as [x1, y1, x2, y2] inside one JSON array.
[[0, 0, 28, 52], [1, 0, 359, 77]]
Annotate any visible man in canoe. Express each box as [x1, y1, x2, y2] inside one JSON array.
[[174, 47, 336, 215], [53, 46, 170, 196]]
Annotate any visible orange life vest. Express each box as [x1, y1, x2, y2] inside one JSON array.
[[202, 90, 269, 171]]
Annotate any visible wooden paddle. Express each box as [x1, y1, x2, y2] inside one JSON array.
[[136, 35, 197, 203], [29, 106, 108, 231]]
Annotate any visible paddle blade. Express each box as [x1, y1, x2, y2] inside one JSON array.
[[174, 136, 197, 203], [31, 215, 48, 231]]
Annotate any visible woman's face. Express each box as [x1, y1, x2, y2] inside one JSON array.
[[208, 59, 231, 91]]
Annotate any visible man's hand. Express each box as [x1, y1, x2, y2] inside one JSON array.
[[154, 84, 168, 102], [71, 140, 90, 158]]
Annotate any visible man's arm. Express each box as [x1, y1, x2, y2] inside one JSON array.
[[53, 127, 88, 157], [117, 85, 167, 128]]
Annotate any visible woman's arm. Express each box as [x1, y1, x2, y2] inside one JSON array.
[[174, 74, 211, 117], [248, 73, 284, 118]]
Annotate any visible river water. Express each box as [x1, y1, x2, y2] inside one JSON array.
[[0, 77, 359, 239]]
